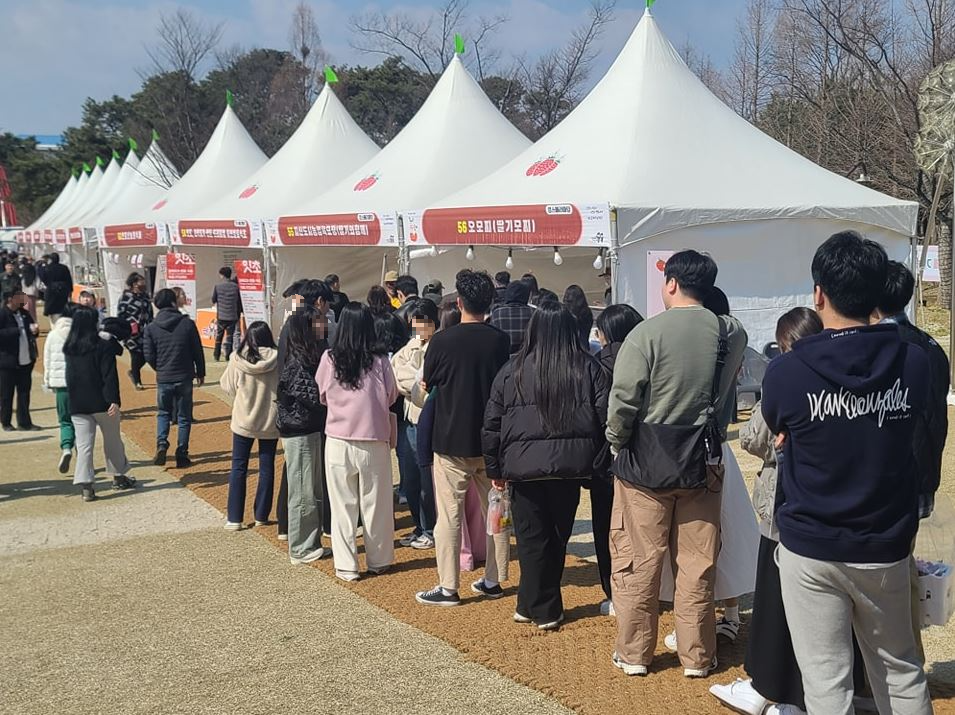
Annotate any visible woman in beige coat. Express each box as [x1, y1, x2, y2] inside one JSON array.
[[220, 321, 280, 530]]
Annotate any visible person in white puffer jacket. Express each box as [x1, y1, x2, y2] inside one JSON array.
[[44, 308, 74, 474]]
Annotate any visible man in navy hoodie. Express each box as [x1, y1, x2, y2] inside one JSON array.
[[762, 232, 932, 715]]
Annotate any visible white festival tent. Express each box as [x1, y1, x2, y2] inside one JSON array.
[[414, 10, 918, 348], [274, 53, 531, 319], [34, 168, 96, 253], [96, 141, 180, 311], [18, 174, 77, 253], [174, 84, 379, 321]]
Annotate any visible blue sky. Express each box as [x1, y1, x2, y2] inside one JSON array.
[[0, 0, 747, 135]]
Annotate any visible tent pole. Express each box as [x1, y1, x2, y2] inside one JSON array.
[[949, 152, 955, 405], [609, 207, 619, 305], [397, 214, 409, 274]]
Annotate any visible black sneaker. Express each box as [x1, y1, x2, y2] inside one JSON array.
[[470, 579, 505, 599], [153, 445, 168, 466], [81, 485, 97, 502], [112, 475, 137, 490], [2, 424, 14, 432], [175, 454, 192, 468], [415, 586, 461, 607]]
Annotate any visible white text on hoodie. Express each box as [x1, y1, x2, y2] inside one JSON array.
[[807, 379, 911, 428]]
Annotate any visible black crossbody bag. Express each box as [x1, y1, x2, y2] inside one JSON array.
[[612, 318, 729, 490]]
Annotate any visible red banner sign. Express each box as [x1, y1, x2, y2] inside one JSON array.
[[234, 259, 268, 323], [176, 219, 253, 247], [102, 223, 160, 248], [275, 213, 383, 246], [67, 227, 84, 245], [42, 229, 54, 244], [166, 252, 196, 282], [419, 204, 584, 246], [53, 229, 66, 246]]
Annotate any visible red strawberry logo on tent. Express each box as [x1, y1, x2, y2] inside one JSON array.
[[239, 185, 258, 199], [152, 198, 168, 211], [354, 174, 379, 192], [525, 154, 561, 177], [656, 259, 666, 272]]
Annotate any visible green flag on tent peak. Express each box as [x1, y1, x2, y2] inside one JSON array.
[[82, 162, 92, 173], [95, 156, 104, 167], [324, 66, 339, 84], [128, 137, 138, 152], [226, 88, 234, 106], [454, 33, 465, 55], [112, 149, 121, 160], [72, 166, 80, 178], [152, 129, 160, 142], [646, 0, 656, 7]]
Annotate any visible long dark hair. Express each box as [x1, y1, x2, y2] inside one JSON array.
[[236, 321, 276, 365], [366, 285, 392, 314], [20, 263, 36, 287], [596, 304, 643, 344], [286, 306, 325, 367], [514, 302, 589, 433], [776, 307, 823, 353], [562, 284, 593, 346], [63, 307, 101, 356], [330, 302, 376, 390]]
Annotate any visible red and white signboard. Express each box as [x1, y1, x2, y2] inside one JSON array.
[[67, 227, 84, 245], [404, 203, 612, 247], [166, 252, 197, 318], [267, 212, 399, 247], [173, 219, 262, 247], [647, 250, 675, 318], [234, 259, 268, 324], [99, 222, 167, 248]]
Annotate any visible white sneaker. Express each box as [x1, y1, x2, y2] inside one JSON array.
[[599, 599, 615, 616], [58, 449, 72, 474], [513, 612, 533, 624], [399, 532, 419, 547], [709, 679, 768, 715], [537, 613, 565, 631], [277, 533, 288, 542], [685, 656, 718, 678], [410, 534, 435, 550], [336, 570, 360, 582], [289, 547, 327, 565], [664, 630, 678, 652], [224, 521, 242, 531], [611, 652, 648, 676], [766, 705, 807, 715]]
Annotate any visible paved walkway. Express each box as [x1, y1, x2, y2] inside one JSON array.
[[0, 371, 570, 715]]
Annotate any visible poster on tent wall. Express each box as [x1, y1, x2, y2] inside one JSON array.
[[917, 245, 940, 283], [234, 259, 267, 324], [406, 203, 612, 246], [646, 250, 674, 318], [173, 219, 264, 247], [165, 253, 197, 319], [266, 212, 399, 247]]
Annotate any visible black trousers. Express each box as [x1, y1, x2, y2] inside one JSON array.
[[129, 349, 146, 385], [512, 479, 581, 623], [214, 319, 237, 360], [0, 364, 34, 428], [590, 477, 614, 600]]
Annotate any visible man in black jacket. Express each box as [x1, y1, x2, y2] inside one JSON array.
[[0, 260, 22, 299], [0, 289, 39, 431], [40, 253, 73, 320], [211, 266, 242, 361], [393, 275, 420, 328], [324, 273, 349, 322], [144, 289, 205, 467]]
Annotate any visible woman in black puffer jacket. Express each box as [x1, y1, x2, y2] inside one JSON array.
[[482, 302, 609, 630]]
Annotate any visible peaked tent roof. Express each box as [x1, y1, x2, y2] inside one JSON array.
[[281, 55, 530, 225], [41, 168, 92, 231], [426, 10, 917, 243], [55, 158, 122, 231], [144, 104, 266, 223], [191, 84, 380, 221], [24, 175, 77, 234]]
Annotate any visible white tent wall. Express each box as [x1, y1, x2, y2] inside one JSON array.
[[408, 246, 607, 305], [102, 248, 164, 315], [271, 246, 400, 330], [614, 217, 910, 349]]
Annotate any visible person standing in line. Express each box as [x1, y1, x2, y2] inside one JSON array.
[[212, 266, 242, 362], [606, 250, 747, 678], [763, 233, 933, 715], [0, 260, 21, 299], [43, 306, 76, 472], [593, 303, 644, 616], [143, 289, 205, 469], [325, 274, 349, 322], [383, 270, 401, 309], [422, 280, 444, 305], [117, 272, 152, 390], [63, 307, 136, 502], [368, 285, 408, 355], [220, 321, 281, 530], [710, 307, 822, 715], [19, 261, 38, 321], [41, 253, 73, 322], [520, 274, 540, 308], [489, 280, 535, 355], [277, 306, 329, 565], [316, 302, 398, 582], [483, 303, 609, 630], [415, 269, 512, 607], [493, 271, 510, 305], [393, 275, 420, 327], [392, 298, 440, 550], [0, 289, 39, 431], [562, 284, 594, 349]]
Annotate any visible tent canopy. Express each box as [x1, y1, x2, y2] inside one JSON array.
[[419, 9, 917, 246]]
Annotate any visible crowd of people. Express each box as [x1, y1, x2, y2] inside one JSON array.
[[0, 232, 949, 714]]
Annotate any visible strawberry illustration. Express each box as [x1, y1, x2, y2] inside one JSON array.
[[152, 198, 168, 211], [354, 174, 379, 192], [525, 155, 561, 177], [239, 184, 258, 199], [656, 259, 666, 272]]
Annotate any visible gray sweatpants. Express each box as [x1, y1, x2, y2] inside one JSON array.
[[282, 432, 324, 559], [71, 412, 131, 485], [777, 544, 933, 715]]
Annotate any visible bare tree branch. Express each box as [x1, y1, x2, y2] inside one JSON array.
[[144, 8, 224, 81]]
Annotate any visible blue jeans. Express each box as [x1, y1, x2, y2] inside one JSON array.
[[401, 423, 436, 538], [157, 380, 193, 455], [226, 433, 278, 524]]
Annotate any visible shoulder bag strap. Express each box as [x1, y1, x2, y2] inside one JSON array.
[[708, 317, 730, 414]]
